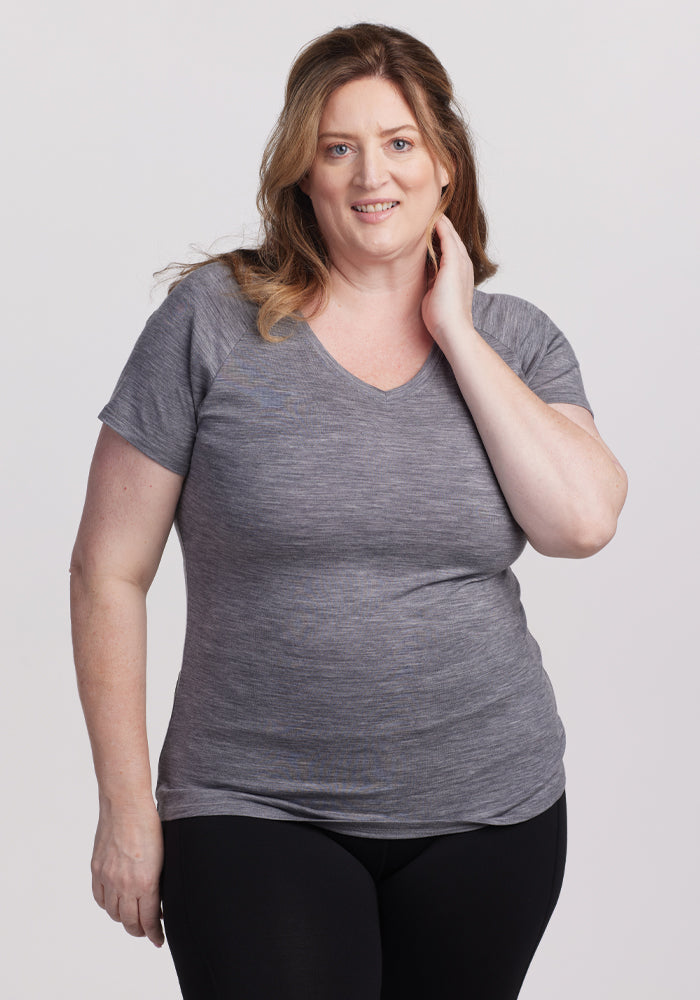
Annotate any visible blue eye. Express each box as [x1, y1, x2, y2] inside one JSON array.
[[329, 143, 349, 157], [392, 138, 411, 151]]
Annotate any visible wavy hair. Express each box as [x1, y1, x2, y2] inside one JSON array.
[[165, 23, 498, 341]]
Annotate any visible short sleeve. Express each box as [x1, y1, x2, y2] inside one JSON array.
[[99, 264, 247, 476], [473, 291, 593, 417], [99, 280, 199, 475], [521, 307, 593, 416]]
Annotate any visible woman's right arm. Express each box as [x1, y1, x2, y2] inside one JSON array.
[[70, 424, 184, 947]]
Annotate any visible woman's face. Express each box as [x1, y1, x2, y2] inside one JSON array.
[[300, 76, 449, 270]]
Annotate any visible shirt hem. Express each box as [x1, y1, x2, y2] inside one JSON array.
[[156, 780, 565, 839]]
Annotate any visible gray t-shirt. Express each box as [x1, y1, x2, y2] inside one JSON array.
[[100, 261, 591, 837]]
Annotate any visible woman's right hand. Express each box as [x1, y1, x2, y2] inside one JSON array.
[[91, 799, 165, 947]]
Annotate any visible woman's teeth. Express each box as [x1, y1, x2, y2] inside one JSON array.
[[352, 202, 399, 213]]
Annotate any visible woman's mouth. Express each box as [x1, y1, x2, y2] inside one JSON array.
[[351, 201, 399, 213]]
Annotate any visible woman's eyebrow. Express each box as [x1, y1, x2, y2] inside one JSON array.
[[317, 124, 421, 141]]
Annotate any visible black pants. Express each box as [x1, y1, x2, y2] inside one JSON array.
[[161, 792, 566, 999]]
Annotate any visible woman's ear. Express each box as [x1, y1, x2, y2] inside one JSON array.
[[438, 153, 455, 191], [438, 150, 457, 193]]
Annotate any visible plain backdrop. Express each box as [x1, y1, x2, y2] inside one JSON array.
[[2, 0, 698, 996]]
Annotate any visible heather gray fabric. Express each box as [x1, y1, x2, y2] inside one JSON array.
[[99, 262, 592, 837]]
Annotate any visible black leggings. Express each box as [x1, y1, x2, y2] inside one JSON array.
[[161, 792, 566, 999]]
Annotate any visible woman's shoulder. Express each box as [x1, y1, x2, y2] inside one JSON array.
[[471, 287, 588, 406], [472, 287, 573, 366], [122, 260, 260, 391], [472, 288, 558, 345], [165, 259, 249, 312], [156, 259, 259, 346]]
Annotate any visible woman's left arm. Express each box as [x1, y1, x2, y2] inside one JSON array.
[[422, 216, 628, 558]]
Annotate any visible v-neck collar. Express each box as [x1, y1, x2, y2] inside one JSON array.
[[299, 317, 442, 401]]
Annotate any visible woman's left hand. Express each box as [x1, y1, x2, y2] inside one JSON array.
[[421, 214, 476, 350]]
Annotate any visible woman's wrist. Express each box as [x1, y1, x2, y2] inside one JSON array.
[[431, 319, 480, 361], [98, 781, 156, 815]]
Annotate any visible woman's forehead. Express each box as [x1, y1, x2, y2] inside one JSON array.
[[319, 78, 418, 133]]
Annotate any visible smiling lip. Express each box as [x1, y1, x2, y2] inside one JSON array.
[[351, 200, 399, 213]]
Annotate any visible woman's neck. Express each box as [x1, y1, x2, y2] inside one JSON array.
[[322, 254, 429, 329], [301, 250, 436, 390]]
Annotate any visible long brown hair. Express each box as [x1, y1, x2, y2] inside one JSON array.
[[166, 23, 498, 341]]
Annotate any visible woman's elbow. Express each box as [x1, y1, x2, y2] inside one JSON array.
[[555, 469, 628, 558], [529, 496, 625, 559], [568, 512, 619, 558], [578, 465, 629, 556]]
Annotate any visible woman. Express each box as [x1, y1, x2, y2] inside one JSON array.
[[71, 23, 627, 999]]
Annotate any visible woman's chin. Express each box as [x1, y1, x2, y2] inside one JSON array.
[[328, 231, 425, 268]]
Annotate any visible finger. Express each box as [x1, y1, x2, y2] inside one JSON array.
[[435, 213, 457, 237], [436, 213, 469, 252], [434, 215, 468, 259], [92, 874, 106, 909], [138, 893, 165, 948], [118, 895, 146, 938], [104, 888, 122, 923]]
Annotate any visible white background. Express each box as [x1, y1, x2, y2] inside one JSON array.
[[2, 0, 698, 996]]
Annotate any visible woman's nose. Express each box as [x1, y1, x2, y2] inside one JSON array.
[[354, 148, 387, 189]]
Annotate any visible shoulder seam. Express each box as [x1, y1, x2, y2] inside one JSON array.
[[474, 320, 520, 359], [203, 325, 250, 405], [188, 266, 258, 420], [473, 290, 549, 376]]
